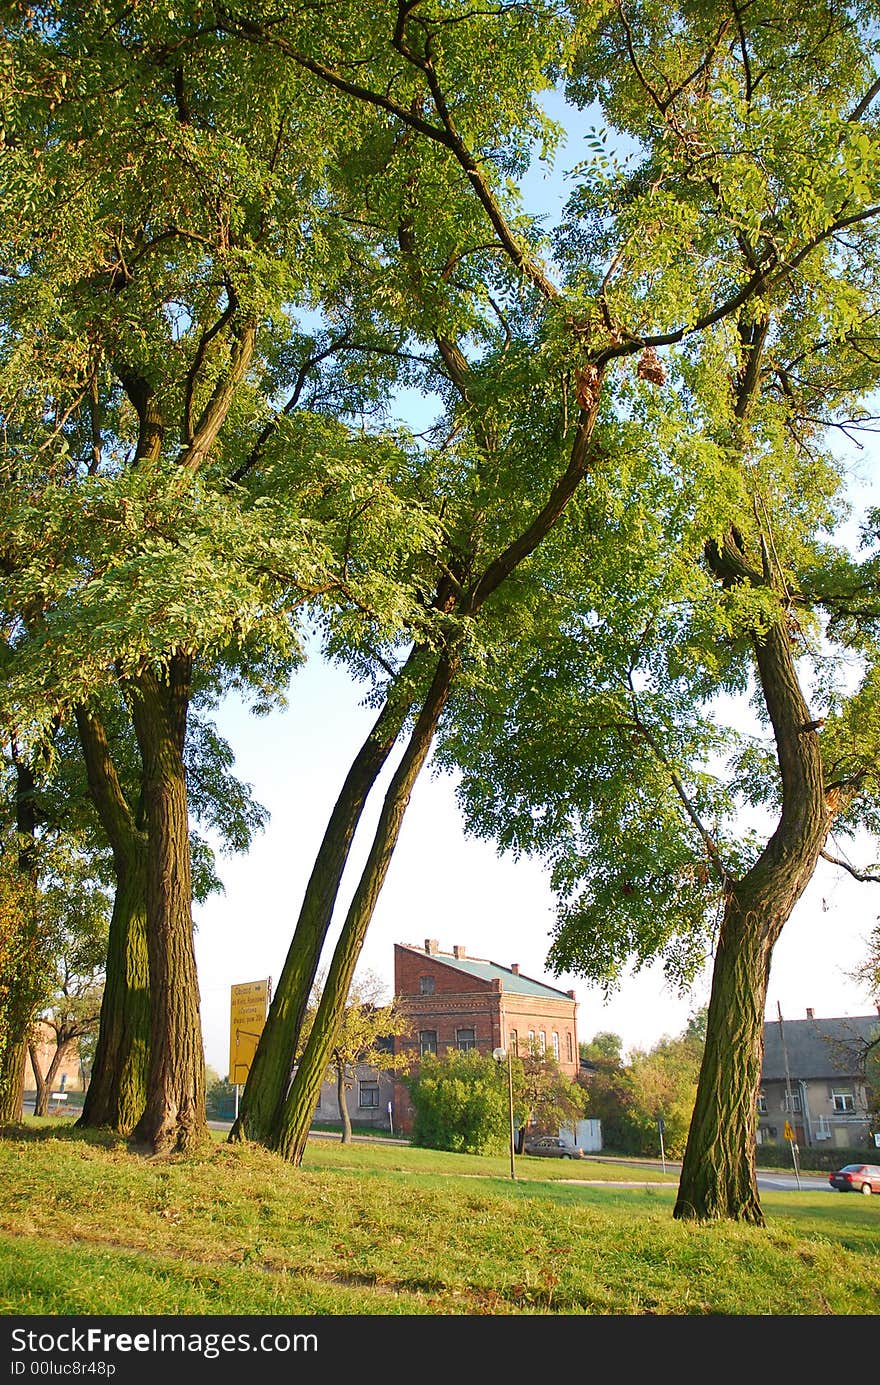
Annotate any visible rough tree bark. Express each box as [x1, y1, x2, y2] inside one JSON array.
[[0, 1041, 26, 1125], [74, 706, 150, 1135], [128, 656, 207, 1154], [674, 534, 839, 1223]]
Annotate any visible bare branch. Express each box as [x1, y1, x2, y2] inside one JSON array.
[[821, 850, 880, 884]]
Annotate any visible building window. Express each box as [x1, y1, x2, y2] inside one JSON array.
[[359, 1082, 380, 1108], [315, 1088, 321, 1109], [832, 1089, 855, 1113], [456, 1027, 476, 1051], [538, 1030, 546, 1055], [527, 1029, 535, 1052], [566, 1032, 573, 1063], [757, 1093, 767, 1114], [419, 975, 435, 995], [552, 1031, 560, 1061], [782, 1091, 802, 1114], [510, 1029, 518, 1055], [419, 1030, 437, 1055]]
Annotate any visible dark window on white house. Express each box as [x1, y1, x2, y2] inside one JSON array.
[[359, 1082, 380, 1108]]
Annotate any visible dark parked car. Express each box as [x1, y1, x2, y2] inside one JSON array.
[[828, 1163, 880, 1194], [523, 1136, 586, 1160]]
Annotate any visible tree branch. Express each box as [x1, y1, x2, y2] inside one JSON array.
[[820, 850, 880, 884]]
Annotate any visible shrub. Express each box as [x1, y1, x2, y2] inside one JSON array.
[[405, 1050, 509, 1155]]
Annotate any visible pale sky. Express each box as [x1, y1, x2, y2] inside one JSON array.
[[194, 650, 880, 1080]]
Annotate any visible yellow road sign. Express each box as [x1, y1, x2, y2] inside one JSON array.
[[229, 978, 271, 1085], [783, 1120, 795, 1141]]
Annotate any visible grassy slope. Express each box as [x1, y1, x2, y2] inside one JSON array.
[[1, 1122, 878, 1316]]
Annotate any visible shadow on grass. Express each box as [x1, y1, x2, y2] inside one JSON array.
[[1, 1118, 135, 1153]]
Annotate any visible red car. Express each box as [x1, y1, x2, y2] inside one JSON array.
[[828, 1163, 880, 1194]]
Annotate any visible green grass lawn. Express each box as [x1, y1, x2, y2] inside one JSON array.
[[1, 1120, 878, 1316]]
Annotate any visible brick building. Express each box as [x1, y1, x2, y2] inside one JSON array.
[[392, 939, 580, 1133]]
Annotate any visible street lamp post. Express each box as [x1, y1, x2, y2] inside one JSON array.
[[494, 1047, 516, 1180]]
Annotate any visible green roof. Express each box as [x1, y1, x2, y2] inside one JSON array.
[[408, 947, 573, 1001]]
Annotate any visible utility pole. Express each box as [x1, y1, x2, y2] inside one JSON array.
[[777, 1002, 801, 1189]]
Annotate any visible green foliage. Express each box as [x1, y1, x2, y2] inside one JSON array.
[[518, 1049, 588, 1134], [406, 1050, 511, 1155], [579, 1016, 705, 1159], [206, 1077, 237, 1122], [300, 969, 411, 1083]]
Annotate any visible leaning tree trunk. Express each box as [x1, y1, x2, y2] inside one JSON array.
[[129, 658, 207, 1154], [336, 1064, 352, 1144], [233, 386, 602, 1154], [230, 649, 424, 1146], [74, 705, 151, 1135], [273, 653, 458, 1165], [674, 548, 836, 1223]]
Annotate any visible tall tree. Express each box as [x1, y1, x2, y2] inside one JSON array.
[[0, 5, 412, 1150], [232, 0, 880, 1175]]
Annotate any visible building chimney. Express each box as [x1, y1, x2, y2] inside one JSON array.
[[453, 945, 466, 959], [510, 963, 519, 975], [806, 1007, 814, 1020], [424, 939, 438, 955]]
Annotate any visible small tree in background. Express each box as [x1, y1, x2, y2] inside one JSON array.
[[518, 1048, 587, 1143], [28, 929, 106, 1118], [577, 1015, 706, 1158], [301, 971, 410, 1143]]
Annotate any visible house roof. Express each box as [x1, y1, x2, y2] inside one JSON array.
[[399, 944, 575, 1002], [761, 1014, 879, 1082]]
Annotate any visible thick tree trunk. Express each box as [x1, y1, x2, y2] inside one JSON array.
[[78, 850, 149, 1133], [129, 659, 207, 1154], [0, 1038, 26, 1124], [0, 757, 40, 1124], [74, 706, 151, 1135], [230, 650, 423, 1145], [272, 653, 457, 1165], [675, 569, 833, 1223], [336, 1064, 352, 1144]]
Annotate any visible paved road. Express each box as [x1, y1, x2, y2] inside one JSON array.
[[209, 1125, 835, 1190], [578, 1155, 832, 1193]]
